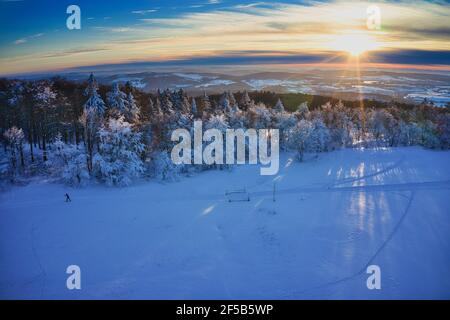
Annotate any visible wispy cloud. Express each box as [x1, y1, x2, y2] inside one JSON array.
[[13, 33, 44, 45], [42, 47, 110, 58], [234, 2, 267, 9], [93, 26, 144, 33], [14, 39, 26, 45], [132, 9, 157, 15]]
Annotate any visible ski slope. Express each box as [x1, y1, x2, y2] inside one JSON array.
[[1, 147, 449, 299]]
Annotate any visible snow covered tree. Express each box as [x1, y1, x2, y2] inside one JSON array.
[[147, 97, 155, 116], [396, 121, 422, 146], [273, 110, 296, 149], [159, 89, 174, 115], [309, 118, 331, 154], [287, 117, 330, 161], [248, 103, 272, 129], [52, 134, 68, 166], [191, 97, 199, 118], [84, 74, 106, 116], [274, 98, 285, 113], [94, 116, 145, 186], [4, 127, 25, 176], [295, 101, 310, 120], [219, 92, 234, 112], [79, 108, 99, 174], [158, 103, 193, 151], [148, 150, 180, 181], [218, 92, 227, 107], [171, 89, 190, 114], [321, 101, 353, 148], [205, 114, 229, 132], [287, 120, 313, 162], [139, 121, 153, 162], [221, 97, 231, 113], [106, 83, 127, 114], [231, 103, 241, 114], [436, 113, 450, 149], [239, 90, 253, 110], [228, 91, 237, 106], [2, 80, 36, 162], [367, 109, 396, 145], [80, 75, 107, 173], [201, 91, 212, 117], [227, 105, 246, 129], [125, 91, 140, 124], [153, 97, 163, 116], [421, 120, 440, 149], [52, 135, 89, 186], [32, 81, 59, 161], [64, 152, 90, 186]]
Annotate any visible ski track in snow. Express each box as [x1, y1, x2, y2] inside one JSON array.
[[254, 179, 450, 197], [282, 191, 416, 298], [326, 155, 405, 188]]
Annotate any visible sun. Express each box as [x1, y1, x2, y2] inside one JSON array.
[[330, 32, 380, 57]]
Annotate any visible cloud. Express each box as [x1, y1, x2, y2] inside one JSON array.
[[14, 39, 26, 45], [234, 2, 267, 9], [371, 49, 450, 65], [92, 26, 144, 33], [64, 49, 450, 71], [41, 47, 110, 58], [132, 9, 157, 14], [30, 33, 44, 38], [13, 33, 44, 45]]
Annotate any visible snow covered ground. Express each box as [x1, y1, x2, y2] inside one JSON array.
[[1, 147, 449, 299]]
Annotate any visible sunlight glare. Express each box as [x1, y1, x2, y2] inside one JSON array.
[[330, 32, 380, 57]]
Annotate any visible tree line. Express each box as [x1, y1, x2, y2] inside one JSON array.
[[1, 74, 449, 186]]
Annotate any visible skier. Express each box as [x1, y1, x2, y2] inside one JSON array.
[[65, 193, 71, 202]]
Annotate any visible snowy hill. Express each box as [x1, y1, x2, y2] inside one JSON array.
[[0, 147, 449, 299]]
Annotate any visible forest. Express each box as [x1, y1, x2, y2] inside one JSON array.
[[1, 74, 449, 186]]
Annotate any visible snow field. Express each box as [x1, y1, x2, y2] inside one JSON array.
[[0, 147, 449, 299]]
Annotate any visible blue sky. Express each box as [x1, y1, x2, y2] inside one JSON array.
[[0, 0, 449, 75], [0, 0, 284, 48]]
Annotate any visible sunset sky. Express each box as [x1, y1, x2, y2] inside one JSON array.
[[0, 0, 449, 75]]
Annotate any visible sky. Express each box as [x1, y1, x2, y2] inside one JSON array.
[[0, 0, 449, 75]]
